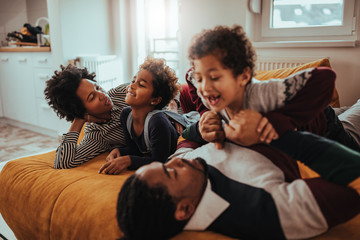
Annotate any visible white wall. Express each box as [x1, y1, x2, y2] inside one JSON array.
[[47, 0, 115, 68], [26, 0, 48, 29], [59, 0, 113, 60], [0, 0, 28, 43], [178, 0, 248, 82], [0, 0, 48, 42]]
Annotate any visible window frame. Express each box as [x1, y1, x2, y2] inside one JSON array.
[[259, 0, 356, 38]]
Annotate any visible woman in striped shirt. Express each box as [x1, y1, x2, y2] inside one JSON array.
[[45, 64, 129, 169]]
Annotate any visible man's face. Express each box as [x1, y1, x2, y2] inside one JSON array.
[[136, 157, 208, 200]]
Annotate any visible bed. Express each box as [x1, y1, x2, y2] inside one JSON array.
[[1, 58, 359, 240]]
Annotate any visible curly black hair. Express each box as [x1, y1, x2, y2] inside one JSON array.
[[188, 25, 257, 78], [117, 174, 187, 240], [139, 57, 180, 110], [44, 64, 96, 122]]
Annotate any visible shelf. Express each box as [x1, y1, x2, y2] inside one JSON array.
[[0, 47, 51, 52]]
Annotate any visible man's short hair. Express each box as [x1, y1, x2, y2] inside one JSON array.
[[117, 174, 188, 240], [44, 64, 96, 121]]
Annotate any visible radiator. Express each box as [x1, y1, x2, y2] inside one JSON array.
[[256, 56, 328, 71], [77, 55, 121, 91]]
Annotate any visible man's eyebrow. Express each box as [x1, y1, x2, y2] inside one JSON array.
[[162, 164, 170, 179]]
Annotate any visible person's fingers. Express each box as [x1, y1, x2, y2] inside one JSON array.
[[265, 129, 279, 143], [112, 169, 122, 175], [174, 122, 184, 135], [273, 131, 279, 140], [259, 123, 273, 142], [107, 165, 118, 175], [214, 142, 223, 149], [203, 130, 225, 142], [257, 117, 269, 133], [105, 164, 117, 174], [200, 111, 220, 123], [99, 162, 111, 173], [201, 123, 223, 133]]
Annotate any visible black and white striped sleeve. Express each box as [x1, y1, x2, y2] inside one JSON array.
[[54, 131, 109, 169]]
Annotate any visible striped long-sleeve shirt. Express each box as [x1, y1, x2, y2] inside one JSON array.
[[54, 83, 129, 169]]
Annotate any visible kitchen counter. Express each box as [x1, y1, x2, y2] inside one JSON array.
[[0, 47, 51, 52]]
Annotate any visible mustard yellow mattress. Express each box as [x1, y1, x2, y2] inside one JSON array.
[[0, 151, 359, 240]]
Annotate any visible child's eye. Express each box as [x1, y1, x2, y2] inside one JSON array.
[[210, 76, 219, 81], [195, 77, 202, 83]]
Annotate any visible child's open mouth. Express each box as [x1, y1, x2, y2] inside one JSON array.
[[207, 95, 220, 106], [127, 91, 136, 97]]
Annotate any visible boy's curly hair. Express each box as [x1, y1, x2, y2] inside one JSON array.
[[188, 25, 257, 78], [44, 64, 96, 122], [139, 57, 180, 110]]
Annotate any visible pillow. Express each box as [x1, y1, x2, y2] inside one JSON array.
[[255, 58, 340, 108]]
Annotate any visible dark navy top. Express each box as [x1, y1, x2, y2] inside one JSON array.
[[119, 106, 179, 170]]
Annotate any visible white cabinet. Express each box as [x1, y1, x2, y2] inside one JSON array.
[[32, 54, 70, 134], [0, 51, 70, 136], [0, 52, 37, 125]]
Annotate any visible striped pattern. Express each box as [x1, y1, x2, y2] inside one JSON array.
[[54, 83, 129, 169]]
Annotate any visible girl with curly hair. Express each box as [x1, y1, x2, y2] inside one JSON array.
[[99, 57, 181, 174]]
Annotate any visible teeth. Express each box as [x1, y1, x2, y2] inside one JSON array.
[[207, 96, 220, 105]]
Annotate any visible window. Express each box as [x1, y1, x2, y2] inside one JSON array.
[[253, 0, 357, 43], [135, 0, 180, 75]]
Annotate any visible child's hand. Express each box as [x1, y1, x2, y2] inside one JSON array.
[[256, 117, 279, 144], [106, 148, 121, 162], [199, 111, 225, 149], [224, 110, 261, 146], [98, 156, 131, 175], [173, 122, 184, 135]]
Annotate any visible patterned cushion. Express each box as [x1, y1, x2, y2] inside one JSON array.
[[255, 58, 340, 107]]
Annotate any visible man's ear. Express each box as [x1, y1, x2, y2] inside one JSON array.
[[238, 66, 251, 87], [174, 199, 195, 221], [151, 97, 162, 106]]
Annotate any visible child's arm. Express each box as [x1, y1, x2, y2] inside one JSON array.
[[263, 67, 336, 136], [99, 107, 141, 174]]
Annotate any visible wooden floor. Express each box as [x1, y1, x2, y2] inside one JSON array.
[[0, 118, 60, 163]]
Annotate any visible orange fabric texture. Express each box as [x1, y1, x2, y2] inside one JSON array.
[[297, 161, 321, 179], [255, 58, 340, 108]]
